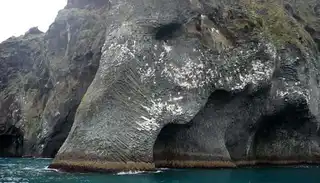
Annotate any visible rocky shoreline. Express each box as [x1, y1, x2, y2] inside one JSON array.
[[49, 159, 320, 173]]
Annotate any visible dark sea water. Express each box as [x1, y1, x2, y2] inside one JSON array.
[[1, 158, 320, 183]]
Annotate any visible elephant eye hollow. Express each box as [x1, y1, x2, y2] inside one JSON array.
[[154, 22, 182, 41]]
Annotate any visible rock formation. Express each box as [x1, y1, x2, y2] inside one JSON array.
[[1, 0, 320, 172], [0, 2, 107, 157]]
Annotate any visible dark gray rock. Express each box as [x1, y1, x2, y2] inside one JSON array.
[[1, 0, 320, 173], [154, 42, 320, 167], [51, 0, 320, 172], [0, 0, 106, 157], [66, 0, 109, 9], [315, 4, 320, 16]]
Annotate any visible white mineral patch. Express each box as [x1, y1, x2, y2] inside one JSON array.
[[54, 111, 60, 117], [140, 67, 155, 82], [163, 43, 172, 53], [275, 86, 310, 103], [137, 116, 159, 131], [246, 134, 254, 157], [101, 40, 138, 77], [210, 27, 219, 34], [231, 60, 273, 90], [66, 22, 71, 44], [161, 58, 208, 89], [137, 96, 184, 131], [265, 43, 277, 59], [172, 96, 183, 101], [166, 104, 183, 115], [159, 42, 275, 91]]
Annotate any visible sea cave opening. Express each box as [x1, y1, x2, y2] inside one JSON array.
[[0, 126, 23, 157], [152, 89, 234, 168], [153, 122, 197, 168], [252, 99, 317, 160]]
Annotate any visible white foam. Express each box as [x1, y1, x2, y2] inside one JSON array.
[[22, 167, 34, 170], [44, 166, 61, 173], [116, 171, 146, 175], [116, 170, 164, 175], [2, 164, 16, 167], [158, 168, 170, 170], [21, 166, 60, 173]]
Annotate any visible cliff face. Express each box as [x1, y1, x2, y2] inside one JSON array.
[[1, 0, 320, 172], [0, 1, 107, 157]]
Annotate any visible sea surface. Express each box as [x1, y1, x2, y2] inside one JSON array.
[[0, 158, 320, 183]]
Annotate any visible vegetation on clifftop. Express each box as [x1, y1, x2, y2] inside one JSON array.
[[238, 0, 316, 50]]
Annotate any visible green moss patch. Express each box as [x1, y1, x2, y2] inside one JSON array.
[[240, 0, 315, 50]]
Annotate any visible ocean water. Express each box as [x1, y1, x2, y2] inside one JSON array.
[[0, 158, 320, 183]]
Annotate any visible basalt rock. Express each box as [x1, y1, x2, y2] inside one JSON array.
[[0, 1, 106, 157], [1, 0, 320, 172], [50, 0, 320, 172]]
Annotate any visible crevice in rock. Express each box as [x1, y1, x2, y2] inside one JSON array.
[[41, 105, 79, 158], [314, 4, 320, 17], [40, 48, 103, 158], [284, 4, 304, 23], [304, 25, 320, 51]]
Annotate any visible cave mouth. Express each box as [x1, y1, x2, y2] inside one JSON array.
[[255, 101, 314, 140], [154, 22, 183, 41], [153, 122, 192, 167], [252, 100, 317, 160], [0, 126, 23, 157], [152, 89, 234, 167]]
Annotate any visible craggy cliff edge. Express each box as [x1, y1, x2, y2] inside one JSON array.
[[1, 0, 320, 172], [0, 0, 106, 157]]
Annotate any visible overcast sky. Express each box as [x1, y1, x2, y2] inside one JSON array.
[[0, 0, 67, 42]]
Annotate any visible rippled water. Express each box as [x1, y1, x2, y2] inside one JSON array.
[[1, 158, 320, 183]]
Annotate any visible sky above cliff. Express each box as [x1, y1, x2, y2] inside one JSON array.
[[0, 0, 67, 42]]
